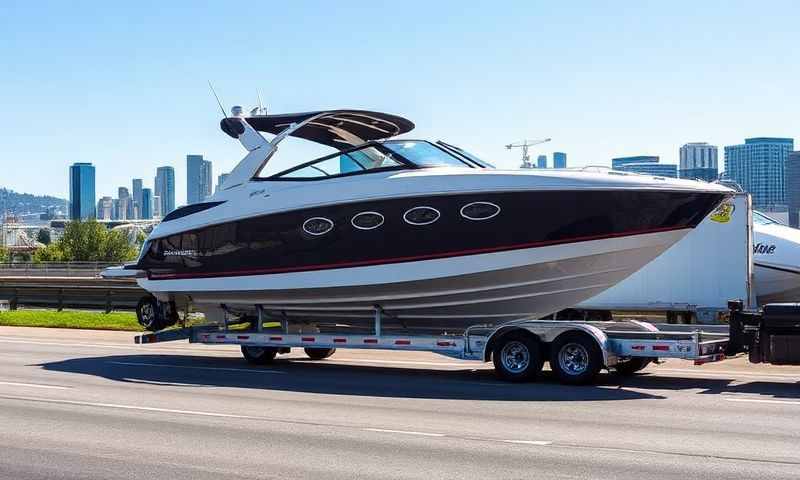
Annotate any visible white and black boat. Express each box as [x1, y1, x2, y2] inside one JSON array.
[[111, 108, 731, 332], [752, 211, 800, 304]]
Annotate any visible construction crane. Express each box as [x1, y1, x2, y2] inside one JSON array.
[[505, 138, 552, 169]]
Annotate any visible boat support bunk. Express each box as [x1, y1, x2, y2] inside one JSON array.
[[135, 305, 730, 385]]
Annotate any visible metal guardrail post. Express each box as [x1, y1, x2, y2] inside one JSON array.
[[105, 290, 112, 314]]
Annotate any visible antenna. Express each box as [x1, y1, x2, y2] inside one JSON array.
[[257, 90, 265, 114], [208, 80, 227, 118]]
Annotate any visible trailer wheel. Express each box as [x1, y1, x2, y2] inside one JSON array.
[[241, 345, 278, 365], [137, 296, 165, 331], [550, 332, 603, 385], [614, 357, 653, 376], [492, 332, 543, 382], [304, 347, 336, 360]]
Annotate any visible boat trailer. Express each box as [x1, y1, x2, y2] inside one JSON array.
[[133, 301, 798, 384]]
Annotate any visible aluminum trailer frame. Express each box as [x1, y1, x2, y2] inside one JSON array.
[[135, 307, 729, 384]]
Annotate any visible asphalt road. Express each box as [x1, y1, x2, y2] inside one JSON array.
[[0, 326, 798, 479]]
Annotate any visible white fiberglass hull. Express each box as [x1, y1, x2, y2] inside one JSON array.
[[140, 229, 689, 331]]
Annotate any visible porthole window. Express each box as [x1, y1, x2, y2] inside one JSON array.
[[460, 202, 500, 221], [302, 217, 334, 236], [351, 211, 384, 230], [403, 206, 440, 225]]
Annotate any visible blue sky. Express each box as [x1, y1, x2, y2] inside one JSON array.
[[1, 1, 798, 203]]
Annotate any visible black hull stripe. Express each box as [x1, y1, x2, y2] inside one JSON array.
[[754, 262, 800, 276], [148, 225, 687, 281]]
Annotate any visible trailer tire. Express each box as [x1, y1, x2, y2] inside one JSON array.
[[304, 347, 336, 360], [614, 357, 653, 376], [241, 345, 278, 365], [492, 331, 543, 382], [550, 332, 603, 385], [137, 296, 166, 331]]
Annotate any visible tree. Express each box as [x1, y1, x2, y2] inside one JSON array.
[[32, 244, 64, 263], [0, 246, 8, 263], [33, 220, 138, 263], [36, 229, 51, 245]]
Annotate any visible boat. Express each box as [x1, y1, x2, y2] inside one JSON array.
[[752, 211, 800, 304], [109, 108, 732, 332]]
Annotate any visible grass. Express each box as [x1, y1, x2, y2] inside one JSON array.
[[0, 309, 142, 331]]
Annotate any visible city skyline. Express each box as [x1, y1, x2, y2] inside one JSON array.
[[1, 3, 797, 200]]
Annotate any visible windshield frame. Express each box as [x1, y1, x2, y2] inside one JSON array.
[[265, 139, 476, 181], [753, 211, 784, 226], [263, 142, 417, 182]]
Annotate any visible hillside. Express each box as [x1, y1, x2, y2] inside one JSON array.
[[0, 187, 66, 215]]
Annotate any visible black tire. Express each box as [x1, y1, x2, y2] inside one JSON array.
[[492, 331, 543, 382], [614, 357, 653, 376], [304, 347, 336, 360], [136, 296, 165, 331], [550, 332, 604, 385], [162, 300, 179, 328], [241, 345, 278, 365]]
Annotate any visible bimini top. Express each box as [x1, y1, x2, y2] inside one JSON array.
[[222, 110, 415, 149]]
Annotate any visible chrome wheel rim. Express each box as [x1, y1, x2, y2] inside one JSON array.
[[558, 343, 589, 375], [139, 302, 154, 327], [500, 341, 530, 373]]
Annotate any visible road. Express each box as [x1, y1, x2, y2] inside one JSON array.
[[0, 326, 798, 479]]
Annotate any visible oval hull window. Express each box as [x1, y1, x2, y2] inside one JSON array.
[[302, 217, 334, 236], [404, 206, 440, 225], [460, 202, 500, 221], [351, 211, 384, 230]]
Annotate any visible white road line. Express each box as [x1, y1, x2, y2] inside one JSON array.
[[656, 367, 800, 380], [500, 439, 553, 446], [108, 361, 286, 374], [332, 357, 478, 367], [0, 394, 263, 419], [0, 338, 234, 354], [0, 381, 71, 390], [363, 428, 446, 437], [725, 398, 800, 406]]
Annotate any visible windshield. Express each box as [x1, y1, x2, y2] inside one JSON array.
[[753, 211, 784, 226], [274, 145, 405, 179], [382, 141, 473, 168]]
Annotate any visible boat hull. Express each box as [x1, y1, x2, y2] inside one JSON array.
[[141, 229, 689, 332]]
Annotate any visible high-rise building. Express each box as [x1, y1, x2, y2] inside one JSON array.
[[187, 154, 213, 204], [553, 152, 567, 169], [68, 162, 96, 220], [616, 162, 678, 178], [679, 143, 718, 181], [132, 178, 143, 219], [216, 173, 230, 194], [612, 156, 659, 170], [97, 196, 113, 220], [141, 188, 153, 220], [155, 166, 175, 215], [787, 151, 800, 228], [536, 155, 547, 169], [724, 137, 794, 210], [612, 155, 676, 178], [117, 186, 132, 221], [152, 195, 162, 219]]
